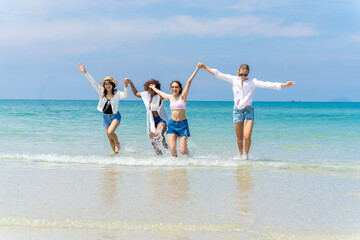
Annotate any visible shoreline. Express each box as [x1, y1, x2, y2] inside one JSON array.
[[1, 160, 359, 240]]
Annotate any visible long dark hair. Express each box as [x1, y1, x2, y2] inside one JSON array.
[[170, 80, 183, 94], [102, 82, 116, 98], [144, 79, 161, 91]]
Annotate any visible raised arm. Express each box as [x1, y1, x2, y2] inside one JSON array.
[[127, 79, 142, 98], [77, 62, 87, 74], [281, 81, 295, 88], [149, 84, 172, 101], [182, 64, 201, 101], [253, 79, 295, 91], [77, 62, 102, 95], [199, 62, 233, 84], [199, 62, 215, 76], [118, 79, 129, 100]]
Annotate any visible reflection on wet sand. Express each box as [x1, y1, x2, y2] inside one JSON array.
[[149, 168, 190, 203], [233, 167, 254, 216], [98, 167, 121, 240], [99, 231, 117, 240], [95, 167, 252, 239], [148, 168, 190, 239], [100, 166, 120, 205], [167, 168, 190, 202]]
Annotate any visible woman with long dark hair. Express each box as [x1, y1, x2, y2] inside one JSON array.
[[77, 63, 128, 153], [127, 78, 169, 155]]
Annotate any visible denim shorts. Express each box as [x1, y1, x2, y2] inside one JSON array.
[[233, 106, 254, 124], [154, 116, 166, 128], [167, 119, 190, 137], [103, 111, 121, 127]]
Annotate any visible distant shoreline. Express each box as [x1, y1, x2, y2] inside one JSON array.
[[0, 98, 358, 103]]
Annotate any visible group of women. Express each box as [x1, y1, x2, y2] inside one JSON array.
[[77, 62, 295, 158]]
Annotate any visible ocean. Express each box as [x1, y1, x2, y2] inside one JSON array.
[[0, 100, 359, 239]]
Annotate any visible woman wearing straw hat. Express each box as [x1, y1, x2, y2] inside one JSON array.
[[77, 62, 128, 153]]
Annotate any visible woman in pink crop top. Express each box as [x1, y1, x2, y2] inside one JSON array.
[[149, 63, 201, 157], [170, 94, 187, 110]]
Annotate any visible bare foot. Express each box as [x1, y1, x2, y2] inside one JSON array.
[[115, 143, 120, 153]]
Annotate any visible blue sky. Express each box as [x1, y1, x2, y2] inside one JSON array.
[[0, 0, 359, 101]]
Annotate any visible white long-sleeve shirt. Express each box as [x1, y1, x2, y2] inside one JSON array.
[[212, 69, 281, 109], [140, 91, 169, 134], [85, 72, 128, 113]]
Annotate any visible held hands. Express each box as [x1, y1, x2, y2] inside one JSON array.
[[77, 62, 87, 74], [197, 62, 215, 75], [124, 78, 130, 87], [149, 84, 156, 90]]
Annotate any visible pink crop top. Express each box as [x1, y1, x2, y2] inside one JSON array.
[[170, 95, 186, 110]]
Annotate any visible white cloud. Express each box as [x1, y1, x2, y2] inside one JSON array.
[[177, 0, 302, 12], [0, 15, 317, 54], [0, 0, 161, 16], [227, 0, 298, 12], [348, 34, 360, 43], [0, 0, 318, 55]]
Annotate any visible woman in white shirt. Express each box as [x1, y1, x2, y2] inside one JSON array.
[[77, 63, 128, 154], [127, 78, 169, 155], [199, 63, 295, 159]]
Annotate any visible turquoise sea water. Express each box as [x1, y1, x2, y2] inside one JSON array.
[[0, 100, 359, 169], [0, 100, 359, 239]]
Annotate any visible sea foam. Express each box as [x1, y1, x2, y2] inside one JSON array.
[[1, 152, 359, 173]]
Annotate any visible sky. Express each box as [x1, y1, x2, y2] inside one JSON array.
[[0, 0, 359, 102]]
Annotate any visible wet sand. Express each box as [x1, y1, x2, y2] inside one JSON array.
[[0, 160, 359, 239]]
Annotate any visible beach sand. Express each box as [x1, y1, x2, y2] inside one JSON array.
[[1, 159, 359, 240]]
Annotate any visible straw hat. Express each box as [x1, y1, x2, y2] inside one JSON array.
[[100, 76, 118, 87]]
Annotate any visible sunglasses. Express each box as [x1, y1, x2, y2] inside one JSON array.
[[239, 74, 248, 77], [171, 86, 180, 88]]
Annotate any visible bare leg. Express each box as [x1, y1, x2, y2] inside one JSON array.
[[234, 123, 245, 157], [106, 120, 120, 153], [167, 134, 178, 157], [149, 131, 162, 155], [243, 120, 254, 157], [105, 127, 116, 152], [156, 122, 168, 149], [179, 137, 189, 155], [149, 122, 168, 155]]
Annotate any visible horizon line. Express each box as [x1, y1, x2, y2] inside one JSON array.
[[0, 98, 357, 103]]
